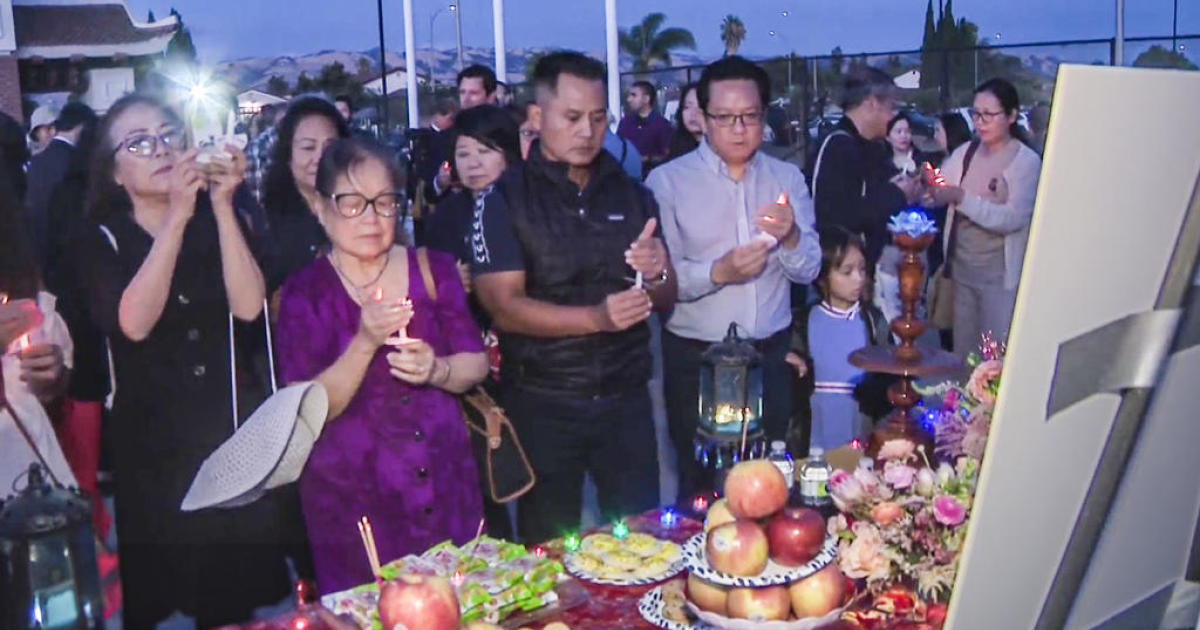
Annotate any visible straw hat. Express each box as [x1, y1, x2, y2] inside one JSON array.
[[181, 381, 329, 511]]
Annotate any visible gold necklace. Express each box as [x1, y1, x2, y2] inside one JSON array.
[[331, 249, 391, 300]]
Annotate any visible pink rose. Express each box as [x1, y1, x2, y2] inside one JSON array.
[[883, 462, 917, 490], [878, 439, 916, 462], [871, 501, 904, 526], [965, 360, 1003, 406], [839, 522, 892, 581], [933, 495, 967, 527]]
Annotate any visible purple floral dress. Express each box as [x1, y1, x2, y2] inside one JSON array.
[[275, 248, 484, 595]]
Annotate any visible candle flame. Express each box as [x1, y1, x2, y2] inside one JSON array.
[[776, 193, 789, 206], [17, 334, 30, 350], [374, 287, 384, 302]]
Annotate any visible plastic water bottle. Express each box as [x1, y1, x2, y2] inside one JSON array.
[[767, 441, 795, 491], [798, 447, 833, 512]]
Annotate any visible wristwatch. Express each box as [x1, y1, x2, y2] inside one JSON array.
[[643, 268, 670, 288]]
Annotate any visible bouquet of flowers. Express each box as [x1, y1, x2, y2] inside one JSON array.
[[922, 333, 1006, 461], [828, 444, 979, 602]]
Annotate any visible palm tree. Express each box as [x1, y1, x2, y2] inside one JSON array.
[[619, 13, 697, 73], [721, 15, 747, 57]]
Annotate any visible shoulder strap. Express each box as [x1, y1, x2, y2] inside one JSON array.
[[416, 247, 438, 303], [810, 130, 852, 200], [961, 139, 982, 180], [943, 139, 981, 280]]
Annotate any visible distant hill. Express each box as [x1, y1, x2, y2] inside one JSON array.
[[216, 46, 710, 92]]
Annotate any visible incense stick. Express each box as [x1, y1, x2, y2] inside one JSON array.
[[358, 516, 381, 580]]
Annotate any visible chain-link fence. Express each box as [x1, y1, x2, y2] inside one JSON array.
[[621, 35, 1198, 165]]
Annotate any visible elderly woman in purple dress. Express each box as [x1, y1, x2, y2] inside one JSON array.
[[274, 137, 488, 595]]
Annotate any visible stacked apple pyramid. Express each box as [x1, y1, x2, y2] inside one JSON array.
[[687, 460, 846, 624]]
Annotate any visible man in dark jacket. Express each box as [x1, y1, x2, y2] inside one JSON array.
[[25, 102, 96, 266], [811, 68, 921, 267], [471, 52, 677, 543]]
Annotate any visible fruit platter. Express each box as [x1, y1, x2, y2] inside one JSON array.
[[563, 531, 684, 586], [323, 536, 571, 627], [646, 460, 850, 629]]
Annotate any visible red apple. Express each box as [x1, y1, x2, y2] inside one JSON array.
[[687, 573, 730, 615], [378, 574, 460, 630], [706, 520, 769, 577], [724, 460, 789, 519], [766, 507, 826, 567], [788, 563, 846, 618], [704, 498, 737, 533], [727, 585, 791, 621]]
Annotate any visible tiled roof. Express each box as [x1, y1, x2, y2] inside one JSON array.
[[14, 3, 178, 56]]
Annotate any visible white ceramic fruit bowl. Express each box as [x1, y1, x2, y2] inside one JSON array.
[[685, 599, 847, 630], [681, 532, 838, 587]]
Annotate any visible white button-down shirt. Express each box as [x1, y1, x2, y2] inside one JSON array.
[[647, 140, 822, 342]]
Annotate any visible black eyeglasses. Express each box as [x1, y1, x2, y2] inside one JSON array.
[[114, 129, 185, 157], [703, 111, 765, 128], [329, 192, 405, 218], [968, 109, 1007, 123]]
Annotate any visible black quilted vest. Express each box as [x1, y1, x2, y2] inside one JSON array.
[[496, 145, 656, 397]]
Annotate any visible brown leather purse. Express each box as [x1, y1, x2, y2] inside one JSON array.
[[414, 247, 536, 503]]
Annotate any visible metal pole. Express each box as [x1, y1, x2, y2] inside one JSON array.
[[1115, 0, 1125, 66], [376, 0, 389, 131], [403, 0, 419, 128], [605, 0, 620, 129], [1173, 0, 1179, 52], [974, 48, 978, 88], [454, 1, 465, 72], [493, 0, 506, 85], [429, 9, 441, 93]]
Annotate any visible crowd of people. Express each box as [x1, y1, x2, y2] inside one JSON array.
[[0, 48, 1041, 628]]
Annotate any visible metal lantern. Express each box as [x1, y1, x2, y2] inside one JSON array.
[[0, 464, 103, 630], [694, 323, 766, 469]]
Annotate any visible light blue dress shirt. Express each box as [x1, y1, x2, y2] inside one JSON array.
[[646, 140, 821, 342]]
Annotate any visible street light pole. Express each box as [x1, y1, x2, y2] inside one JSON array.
[[376, 0, 389, 131], [454, 0, 465, 71], [430, 5, 454, 92]]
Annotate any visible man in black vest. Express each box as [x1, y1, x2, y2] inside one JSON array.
[[471, 51, 677, 543]]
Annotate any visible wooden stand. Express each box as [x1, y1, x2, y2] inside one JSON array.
[[850, 232, 961, 463]]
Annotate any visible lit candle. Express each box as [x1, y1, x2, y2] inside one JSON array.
[[533, 546, 546, 559], [451, 570, 464, 587], [659, 509, 678, 528], [692, 494, 709, 513], [611, 520, 629, 540], [563, 534, 581, 553], [17, 334, 30, 351], [776, 192, 789, 206]]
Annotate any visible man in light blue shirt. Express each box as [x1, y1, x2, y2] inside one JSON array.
[[646, 56, 821, 500]]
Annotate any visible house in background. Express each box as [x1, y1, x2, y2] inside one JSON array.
[[0, 0, 180, 122], [237, 89, 286, 117]]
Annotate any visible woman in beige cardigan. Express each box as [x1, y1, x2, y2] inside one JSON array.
[[930, 78, 1042, 357]]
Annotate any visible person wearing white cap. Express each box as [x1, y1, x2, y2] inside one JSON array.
[[27, 104, 58, 156]]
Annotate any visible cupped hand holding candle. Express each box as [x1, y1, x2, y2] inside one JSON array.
[[0, 298, 43, 350], [386, 338, 440, 386], [356, 288, 414, 347], [753, 192, 798, 247]]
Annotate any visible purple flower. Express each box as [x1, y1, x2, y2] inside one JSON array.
[[933, 495, 967, 527], [883, 462, 917, 490]]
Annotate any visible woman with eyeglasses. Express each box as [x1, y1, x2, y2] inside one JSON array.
[[274, 137, 488, 594], [80, 94, 291, 628], [928, 78, 1042, 355], [262, 96, 351, 294]]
